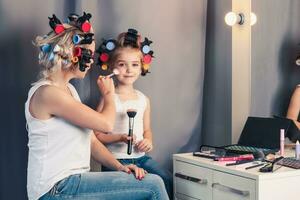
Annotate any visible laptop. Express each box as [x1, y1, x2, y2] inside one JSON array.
[[223, 116, 298, 155]]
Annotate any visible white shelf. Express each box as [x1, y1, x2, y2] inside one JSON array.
[[173, 151, 300, 200]]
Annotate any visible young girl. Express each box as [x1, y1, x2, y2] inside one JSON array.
[[95, 28, 173, 199], [25, 13, 168, 200]]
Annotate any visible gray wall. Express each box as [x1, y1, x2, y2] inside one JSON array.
[[0, 0, 207, 199], [0, 1, 68, 199], [251, 0, 300, 117], [202, 0, 232, 146], [81, 0, 207, 168]]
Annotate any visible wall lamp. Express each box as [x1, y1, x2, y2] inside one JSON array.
[[295, 56, 300, 66], [225, 12, 257, 26]]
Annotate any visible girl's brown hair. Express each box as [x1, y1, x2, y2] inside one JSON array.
[[109, 32, 148, 76]]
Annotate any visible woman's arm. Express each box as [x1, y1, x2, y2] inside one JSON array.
[[95, 79, 116, 131], [91, 133, 125, 171], [31, 77, 115, 132], [287, 86, 300, 129], [136, 97, 153, 152], [94, 99, 135, 144]]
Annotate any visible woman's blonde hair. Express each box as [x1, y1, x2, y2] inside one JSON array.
[[33, 24, 86, 80]]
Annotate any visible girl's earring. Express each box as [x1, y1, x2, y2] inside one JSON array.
[[71, 56, 79, 63]]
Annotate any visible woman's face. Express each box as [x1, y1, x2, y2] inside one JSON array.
[[74, 41, 95, 79]]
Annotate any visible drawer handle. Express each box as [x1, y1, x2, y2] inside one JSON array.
[[175, 172, 208, 184], [212, 183, 250, 197]]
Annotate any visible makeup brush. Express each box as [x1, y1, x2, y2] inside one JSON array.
[[127, 109, 137, 155], [107, 68, 120, 78]]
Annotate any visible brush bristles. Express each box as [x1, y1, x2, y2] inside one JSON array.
[[127, 109, 137, 118]]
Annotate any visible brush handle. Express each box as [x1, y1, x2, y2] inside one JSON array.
[[127, 129, 133, 155], [127, 114, 135, 155], [107, 73, 115, 78]]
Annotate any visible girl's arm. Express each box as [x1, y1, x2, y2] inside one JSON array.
[[31, 77, 115, 132], [95, 132, 134, 144], [136, 97, 153, 152], [287, 86, 300, 129]]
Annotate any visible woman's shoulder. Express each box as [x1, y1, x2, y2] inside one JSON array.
[[35, 83, 78, 100], [27, 80, 50, 98], [33, 84, 62, 103], [26, 83, 63, 115]]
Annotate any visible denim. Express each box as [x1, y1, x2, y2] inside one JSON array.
[[39, 172, 169, 200], [102, 155, 173, 200]]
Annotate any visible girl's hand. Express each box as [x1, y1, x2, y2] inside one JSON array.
[[97, 76, 115, 96], [120, 134, 136, 144], [119, 164, 147, 180], [136, 138, 153, 153]]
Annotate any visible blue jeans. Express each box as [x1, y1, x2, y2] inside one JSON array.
[[102, 155, 173, 200], [39, 172, 169, 200]]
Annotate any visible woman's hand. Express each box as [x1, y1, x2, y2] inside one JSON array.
[[97, 76, 115, 96], [119, 134, 136, 144], [136, 138, 153, 153], [118, 164, 147, 180]]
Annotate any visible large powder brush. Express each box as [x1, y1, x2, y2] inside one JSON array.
[[127, 109, 137, 155]]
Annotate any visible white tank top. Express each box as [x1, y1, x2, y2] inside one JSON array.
[[25, 81, 91, 200], [106, 90, 147, 159]]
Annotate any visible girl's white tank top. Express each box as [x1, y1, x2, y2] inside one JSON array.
[[106, 90, 147, 159]]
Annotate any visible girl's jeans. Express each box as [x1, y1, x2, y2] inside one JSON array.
[[39, 171, 169, 200]]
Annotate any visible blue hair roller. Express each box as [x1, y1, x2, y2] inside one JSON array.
[[142, 45, 150, 54], [106, 41, 116, 51], [41, 44, 51, 53], [73, 34, 82, 45]]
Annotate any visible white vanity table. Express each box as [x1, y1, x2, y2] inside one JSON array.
[[173, 152, 300, 200]]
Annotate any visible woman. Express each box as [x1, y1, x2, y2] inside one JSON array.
[[25, 13, 169, 200], [287, 85, 300, 129]]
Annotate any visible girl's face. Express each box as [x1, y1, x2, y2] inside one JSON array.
[[113, 48, 142, 85]]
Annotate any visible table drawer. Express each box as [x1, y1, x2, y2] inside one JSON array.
[[212, 171, 256, 200], [174, 160, 212, 200], [175, 193, 202, 200]]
